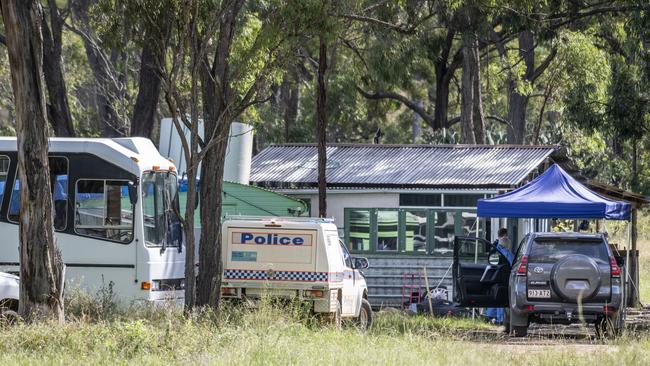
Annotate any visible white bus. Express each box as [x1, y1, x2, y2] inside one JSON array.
[[0, 137, 185, 304]]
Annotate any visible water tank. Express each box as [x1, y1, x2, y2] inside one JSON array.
[[223, 122, 253, 184], [158, 118, 254, 184]]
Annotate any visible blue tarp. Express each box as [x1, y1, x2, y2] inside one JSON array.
[[477, 164, 631, 220]]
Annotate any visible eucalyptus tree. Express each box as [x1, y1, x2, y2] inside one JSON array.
[[159, 0, 321, 309], [0, 0, 65, 322]]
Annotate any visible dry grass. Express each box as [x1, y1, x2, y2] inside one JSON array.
[[3, 212, 650, 365], [0, 298, 649, 365]]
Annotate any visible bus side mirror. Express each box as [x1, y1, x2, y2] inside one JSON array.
[[128, 182, 138, 205], [195, 190, 199, 210]]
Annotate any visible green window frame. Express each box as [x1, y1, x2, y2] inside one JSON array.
[[345, 207, 483, 256]]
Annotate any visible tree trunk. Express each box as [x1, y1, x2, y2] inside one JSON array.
[[431, 28, 460, 131], [41, 0, 75, 137], [1, 0, 64, 322], [317, 35, 327, 217], [433, 63, 451, 130], [506, 30, 535, 144], [72, 0, 126, 137], [131, 43, 163, 138], [131, 7, 172, 138], [195, 0, 244, 308], [182, 152, 198, 309], [280, 64, 299, 143], [470, 39, 485, 144], [631, 138, 639, 192], [460, 33, 476, 144]]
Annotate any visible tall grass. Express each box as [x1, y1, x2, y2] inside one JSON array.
[[1, 293, 650, 365]]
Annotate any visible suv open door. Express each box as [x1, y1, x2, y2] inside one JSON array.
[[453, 236, 510, 307]]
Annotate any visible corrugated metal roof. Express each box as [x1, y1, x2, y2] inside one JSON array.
[[250, 143, 557, 188]]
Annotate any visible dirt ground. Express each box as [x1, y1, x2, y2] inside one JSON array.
[[463, 306, 650, 351]]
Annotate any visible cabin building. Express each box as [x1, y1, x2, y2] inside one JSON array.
[[249, 143, 647, 308]]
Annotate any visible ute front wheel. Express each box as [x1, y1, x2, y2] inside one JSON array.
[[356, 299, 373, 331]]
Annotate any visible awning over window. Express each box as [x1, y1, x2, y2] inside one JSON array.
[[477, 164, 631, 220]]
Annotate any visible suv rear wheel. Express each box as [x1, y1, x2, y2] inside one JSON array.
[[511, 325, 528, 337]]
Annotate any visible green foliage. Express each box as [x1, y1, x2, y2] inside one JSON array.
[[1, 0, 650, 194]]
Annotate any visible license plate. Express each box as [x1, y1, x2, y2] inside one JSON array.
[[528, 289, 551, 298]]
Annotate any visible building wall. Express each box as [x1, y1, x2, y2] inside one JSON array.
[[292, 192, 400, 233]]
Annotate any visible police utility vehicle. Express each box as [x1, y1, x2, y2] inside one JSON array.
[[221, 217, 373, 329]]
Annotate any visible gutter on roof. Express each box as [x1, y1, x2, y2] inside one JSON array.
[[253, 182, 521, 190], [264, 143, 560, 149]]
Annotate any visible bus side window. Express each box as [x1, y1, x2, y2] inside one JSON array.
[[75, 179, 134, 243], [0, 156, 8, 207], [7, 157, 68, 231]]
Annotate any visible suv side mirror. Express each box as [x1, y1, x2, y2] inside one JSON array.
[[353, 257, 369, 269]]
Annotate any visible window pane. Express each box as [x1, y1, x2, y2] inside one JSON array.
[[348, 209, 370, 252], [142, 172, 181, 247], [0, 156, 8, 205], [404, 210, 427, 252], [461, 212, 478, 237], [8, 157, 68, 231], [432, 211, 455, 256], [399, 194, 441, 207], [75, 180, 133, 243], [8, 179, 19, 221], [443, 194, 484, 207], [529, 239, 608, 263], [50, 157, 68, 231], [142, 175, 165, 245], [456, 237, 490, 260], [377, 210, 398, 251]]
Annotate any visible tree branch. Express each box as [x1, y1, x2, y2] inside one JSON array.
[[0, 33, 5, 46], [530, 47, 557, 82], [486, 115, 511, 126], [334, 11, 437, 34], [447, 115, 510, 127], [356, 86, 436, 127]]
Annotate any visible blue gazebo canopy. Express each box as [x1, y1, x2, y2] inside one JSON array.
[[477, 164, 631, 220]]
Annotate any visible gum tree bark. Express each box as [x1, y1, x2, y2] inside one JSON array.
[[317, 35, 327, 217], [0, 0, 64, 322], [460, 33, 476, 144], [41, 0, 75, 137], [280, 64, 299, 142], [196, 0, 244, 308], [506, 30, 534, 144], [71, 0, 127, 137], [131, 5, 173, 138]]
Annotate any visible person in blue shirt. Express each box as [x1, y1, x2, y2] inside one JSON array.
[[485, 228, 513, 325], [494, 228, 514, 265]]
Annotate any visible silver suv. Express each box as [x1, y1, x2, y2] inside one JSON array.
[[453, 233, 623, 337]]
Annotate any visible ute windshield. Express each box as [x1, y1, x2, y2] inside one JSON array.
[[142, 171, 182, 248]]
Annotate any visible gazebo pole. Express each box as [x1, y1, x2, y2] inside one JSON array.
[[631, 206, 639, 307]]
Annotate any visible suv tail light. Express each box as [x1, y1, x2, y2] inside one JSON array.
[[516, 256, 528, 276], [610, 257, 621, 277]]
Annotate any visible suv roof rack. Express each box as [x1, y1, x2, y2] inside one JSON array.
[[223, 215, 334, 223]]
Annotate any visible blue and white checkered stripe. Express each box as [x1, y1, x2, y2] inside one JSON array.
[[224, 269, 329, 282]]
